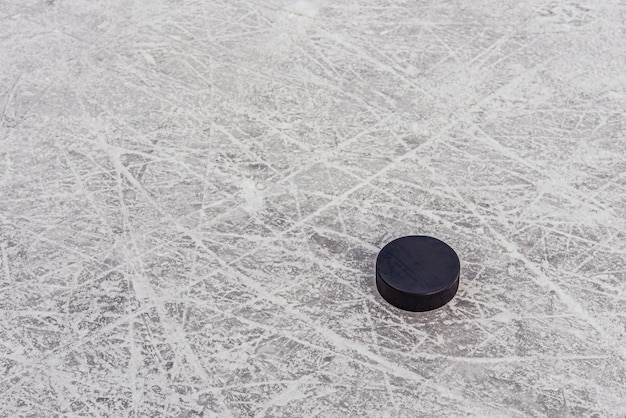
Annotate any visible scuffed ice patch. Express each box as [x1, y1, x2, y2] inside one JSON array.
[[0, 0, 625, 416]]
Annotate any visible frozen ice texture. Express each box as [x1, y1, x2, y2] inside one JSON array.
[[1, 0, 625, 416]]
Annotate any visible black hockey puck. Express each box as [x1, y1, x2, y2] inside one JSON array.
[[376, 236, 460, 312]]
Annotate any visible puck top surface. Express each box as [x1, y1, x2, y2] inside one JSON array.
[[376, 236, 460, 311]]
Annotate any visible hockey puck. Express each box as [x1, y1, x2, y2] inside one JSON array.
[[376, 236, 460, 312]]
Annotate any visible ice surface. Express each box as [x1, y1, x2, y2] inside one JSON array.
[[1, 0, 625, 416]]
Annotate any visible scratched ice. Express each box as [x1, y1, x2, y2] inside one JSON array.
[[1, 0, 625, 416]]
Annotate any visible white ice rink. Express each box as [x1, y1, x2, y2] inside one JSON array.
[[1, 0, 625, 416]]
